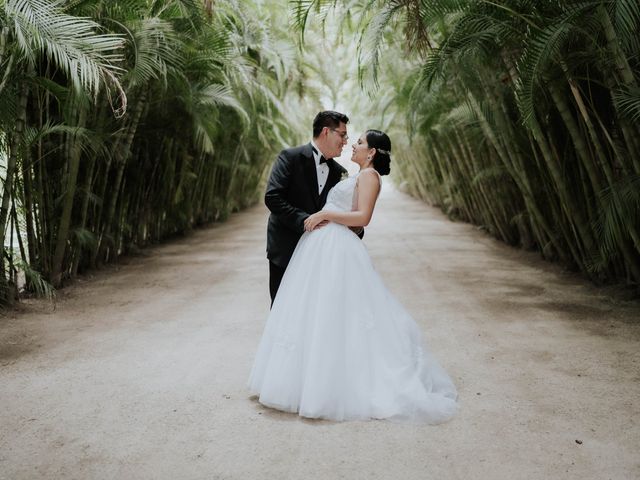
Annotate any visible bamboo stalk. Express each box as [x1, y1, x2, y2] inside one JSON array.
[[50, 101, 87, 286]]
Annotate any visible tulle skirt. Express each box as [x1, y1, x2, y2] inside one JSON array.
[[248, 222, 458, 423]]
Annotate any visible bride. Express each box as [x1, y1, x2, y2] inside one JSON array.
[[248, 130, 458, 423]]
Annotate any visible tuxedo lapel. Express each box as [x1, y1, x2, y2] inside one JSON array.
[[320, 159, 343, 205], [302, 143, 321, 208]]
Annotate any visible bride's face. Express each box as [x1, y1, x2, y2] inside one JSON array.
[[351, 134, 373, 166]]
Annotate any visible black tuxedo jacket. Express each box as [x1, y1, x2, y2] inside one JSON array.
[[265, 143, 347, 268]]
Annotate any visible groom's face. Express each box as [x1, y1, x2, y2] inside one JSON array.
[[325, 122, 348, 158]]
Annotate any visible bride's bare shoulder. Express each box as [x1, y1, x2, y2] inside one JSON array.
[[357, 168, 381, 184], [358, 168, 380, 179], [355, 169, 382, 196]]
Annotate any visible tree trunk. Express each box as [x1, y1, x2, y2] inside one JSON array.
[[50, 104, 87, 286], [96, 89, 147, 263], [598, 6, 637, 88], [468, 91, 561, 257], [21, 142, 37, 265]]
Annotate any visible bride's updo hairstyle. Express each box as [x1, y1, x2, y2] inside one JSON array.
[[366, 130, 391, 176]]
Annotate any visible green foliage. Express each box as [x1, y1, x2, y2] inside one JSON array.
[[613, 86, 640, 122], [2, 0, 638, 304], [595, 175, 640, 261], [0, 0, 308, 301], [16, 260, 55, 300], [342, 0, 640, 287], [3, 0, 125, 96]]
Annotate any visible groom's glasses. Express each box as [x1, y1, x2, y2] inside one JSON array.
[[330, 128, 348, 140]]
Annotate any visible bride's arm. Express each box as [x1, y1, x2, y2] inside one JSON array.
[[304, 170, 380, 231]]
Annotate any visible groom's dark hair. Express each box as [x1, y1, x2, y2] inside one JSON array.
[[313, 111, 349, 138]]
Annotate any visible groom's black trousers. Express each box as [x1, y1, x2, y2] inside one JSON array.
[[269, 261, 287, 307]]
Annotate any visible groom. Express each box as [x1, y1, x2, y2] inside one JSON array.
[[265, 110, 353, 304]]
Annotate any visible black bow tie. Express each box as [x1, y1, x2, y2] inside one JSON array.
[[312, 146, 328, 165]]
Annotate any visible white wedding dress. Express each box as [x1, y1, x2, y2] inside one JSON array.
[[248, 172, 458, 423]]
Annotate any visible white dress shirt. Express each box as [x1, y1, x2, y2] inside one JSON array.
[[310, 140, 329, 195]]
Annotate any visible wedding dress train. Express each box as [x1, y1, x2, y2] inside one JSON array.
[[248, 172, 458, 423]]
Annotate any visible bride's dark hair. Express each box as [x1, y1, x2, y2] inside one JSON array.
[[366, 130, 391, 176]]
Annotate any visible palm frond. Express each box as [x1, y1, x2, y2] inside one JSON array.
[[72, 227, 98, 249], [289, 0, 334, 42], [593, 174, 640, 261], [23, 121, 89, 148], [612, 86, 640, 123], [614, 0, 640, 53], [421, 0, 469, 17], [357, 1, 404, 89], [125, 16, 182, 87], [199, 83, 249, 123], [516, 19, 572, 123], [5, 0, 125, 96], [472, 165, 509, 186], [16, 260, 55, 299]]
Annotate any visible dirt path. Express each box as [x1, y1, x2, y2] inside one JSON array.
[[1, 183, 639, 480]]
